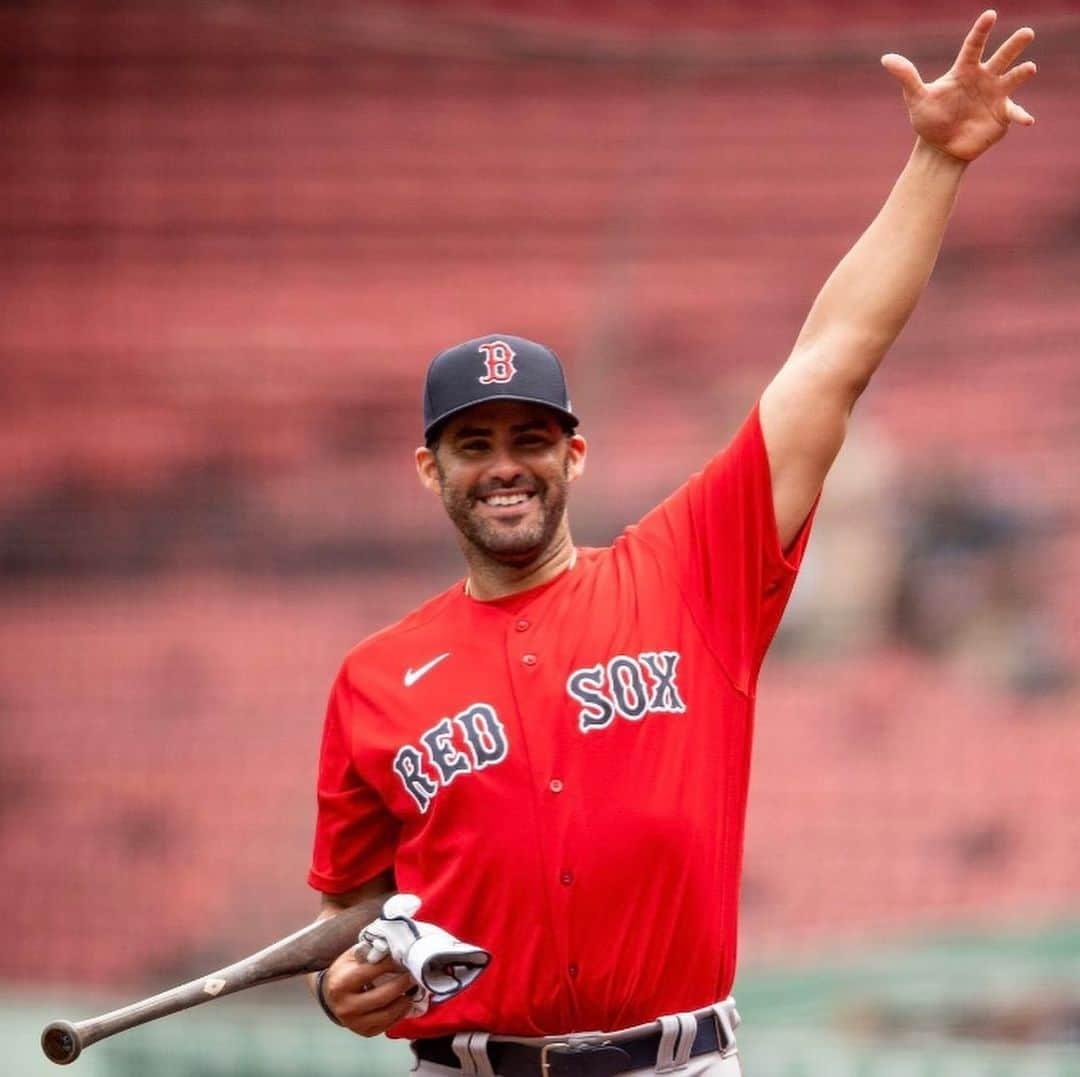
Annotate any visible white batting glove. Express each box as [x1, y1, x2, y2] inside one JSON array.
[[356, 894, 491, 1017]]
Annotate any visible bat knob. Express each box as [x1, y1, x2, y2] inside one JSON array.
[[41, 1021, 81, 1065]]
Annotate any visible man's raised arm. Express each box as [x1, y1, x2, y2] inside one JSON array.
[[759, 10, 1037, 549]]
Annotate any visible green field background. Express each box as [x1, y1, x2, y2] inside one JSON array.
[[10, 922, 1079, 1076]]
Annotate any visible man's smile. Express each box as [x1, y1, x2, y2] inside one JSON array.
[[475, 488, 538, 516]]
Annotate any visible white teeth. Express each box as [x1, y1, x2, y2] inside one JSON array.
[[485, 493, 529, 507]]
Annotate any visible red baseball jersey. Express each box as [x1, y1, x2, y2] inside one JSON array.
[[309, 404, 814, 1038]]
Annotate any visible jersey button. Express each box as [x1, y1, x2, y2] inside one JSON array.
[[522, 653, 537, 666], [560, 870, 573, 886], [515, 619, 530, 632], [549, 779, 563, 793], [568, 963, 578, 978]]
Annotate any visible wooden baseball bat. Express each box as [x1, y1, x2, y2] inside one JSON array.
[[41, 897, 381, 1065]]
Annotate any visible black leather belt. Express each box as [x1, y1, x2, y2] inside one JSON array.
[[413, 1013, 730, 1077]]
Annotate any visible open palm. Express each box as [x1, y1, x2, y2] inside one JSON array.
[[882, 10, 1036, 162]]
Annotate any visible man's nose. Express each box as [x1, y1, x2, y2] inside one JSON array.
[[485, 443, 524, 483]]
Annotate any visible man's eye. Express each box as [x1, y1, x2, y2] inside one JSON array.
[[460, 442, 489, 453]]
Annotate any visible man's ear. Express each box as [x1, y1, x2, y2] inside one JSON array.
[[415, 446, 442, 496], [566, 434, 587, 483]]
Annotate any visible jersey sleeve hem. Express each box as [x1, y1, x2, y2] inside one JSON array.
[[775, 499, 817, 572], [307, 854, 395, 896], [752, 403, 819, 581], [746, 407, 819, 688]]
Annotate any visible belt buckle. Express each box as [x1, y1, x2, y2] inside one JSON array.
[[540, 1039, 625, 1077], [539, 1041, 571, 1077]]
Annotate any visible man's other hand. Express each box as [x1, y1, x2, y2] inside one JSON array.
[[882, 9, 1036, 162], [321, 953, 418, 1037]]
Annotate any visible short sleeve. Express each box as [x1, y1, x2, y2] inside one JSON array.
[[630, 403, 816, 693], [307, 668, 401, 894]]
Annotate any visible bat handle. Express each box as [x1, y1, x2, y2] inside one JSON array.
[[41, 1021, 82, 1065], [39, 900, 382, 1065]]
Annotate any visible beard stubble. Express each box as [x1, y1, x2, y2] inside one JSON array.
[[438, 457, 571, 566]]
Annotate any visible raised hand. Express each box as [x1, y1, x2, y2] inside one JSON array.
[[881, 9, 1036, 162]]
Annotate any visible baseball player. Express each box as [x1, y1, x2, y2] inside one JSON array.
[[305, 12, 1036, 1076]]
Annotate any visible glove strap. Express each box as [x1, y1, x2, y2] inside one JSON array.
[[314, 969, 344, 1027]]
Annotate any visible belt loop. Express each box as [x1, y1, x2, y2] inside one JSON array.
[[655, 1012, 698, 1072], [451, 1033, 478, 1076], [710, 999, 740, 1058], [451, 1031, 495, 1077]]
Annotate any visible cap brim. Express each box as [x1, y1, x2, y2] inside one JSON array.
[[424, 396, 580, 440]]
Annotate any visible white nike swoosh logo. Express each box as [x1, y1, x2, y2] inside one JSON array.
[[404, 652, 451, 687]]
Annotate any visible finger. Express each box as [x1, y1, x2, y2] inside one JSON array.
[[337, 973, 415, 1022], [357, 937, 389, 963], [880, 53, 924, 97], [323, 959, 405, 998], [956, 9, 997, 69], [354, 994, 417, 1038], [335, 954, 398, 991], [349, 952, 398, 977], [1000, 61, 1037, 96], [1005, 99, 1035, 127], [385, 993, 418, 1024], [357, 972, 415, 1009], [985, 26, 1034, 74]]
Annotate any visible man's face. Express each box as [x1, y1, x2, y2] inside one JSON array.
[[415, 401, 586, 566]]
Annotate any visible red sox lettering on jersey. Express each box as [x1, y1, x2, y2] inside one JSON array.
[[393, 703, 509, 814], [393, 652, 686, 812], [567, 650, 685, 731], [310, 406, 816, 1040]]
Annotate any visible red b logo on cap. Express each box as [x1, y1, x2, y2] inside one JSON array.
[[478, 341, 517, 385]]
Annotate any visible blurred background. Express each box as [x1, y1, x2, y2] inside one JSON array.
[[2, 1, 1078, 1074]]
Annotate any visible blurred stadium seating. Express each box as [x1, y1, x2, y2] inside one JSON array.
[[1, 2, 1078, 1074]]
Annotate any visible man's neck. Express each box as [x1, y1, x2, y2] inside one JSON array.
[[463, 536, 577, 601]]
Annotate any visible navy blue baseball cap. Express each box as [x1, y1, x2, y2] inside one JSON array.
[[423, 333, 579, 441]]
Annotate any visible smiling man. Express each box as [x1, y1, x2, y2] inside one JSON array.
[[305, 12, 1036, 1076], [416, 338, 585, 588]]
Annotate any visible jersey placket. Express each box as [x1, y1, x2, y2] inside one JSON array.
[[500, 600, 582, 1029]]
